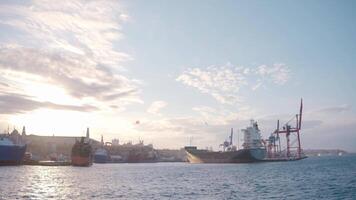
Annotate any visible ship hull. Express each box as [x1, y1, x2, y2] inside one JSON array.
[[94, 154, 109, 163], [0, 145, 26, 165], [71, 156, 92, 167], [185, 148, 266, 163], [71, 139, 92, 167]]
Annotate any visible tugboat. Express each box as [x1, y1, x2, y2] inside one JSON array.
[[71, 128, 92, 166], [71, 137, 92, 166], [0, 127, 27, 165]]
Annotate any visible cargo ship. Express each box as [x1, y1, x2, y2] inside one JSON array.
[[185, 120, 266, 163], [71, 137, 92, 166], [0, 128, 27, 165], [185, 99, 306, 163]]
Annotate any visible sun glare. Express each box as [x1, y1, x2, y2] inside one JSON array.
[[9, 109, 92, 137]]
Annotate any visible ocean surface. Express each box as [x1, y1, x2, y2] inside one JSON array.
[[0, 155, 355, 200]]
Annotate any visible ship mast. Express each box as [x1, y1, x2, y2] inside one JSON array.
[[237, 129, 239, 150], [229, 128, 233, 146]]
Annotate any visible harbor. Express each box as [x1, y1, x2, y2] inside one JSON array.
[[1, 0, 355, 199], [0, 126, 187, 166], [185, 99, 307, 163], [1, 99, 333, 167]]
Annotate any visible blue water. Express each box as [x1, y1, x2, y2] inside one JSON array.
[[0, 156, 355, 199]]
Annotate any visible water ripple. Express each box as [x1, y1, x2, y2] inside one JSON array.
[[0, 156, 355, 199]]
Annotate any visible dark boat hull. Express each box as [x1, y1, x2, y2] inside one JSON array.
[[0, 145, 26, 165], [185, 148, 266, 163]]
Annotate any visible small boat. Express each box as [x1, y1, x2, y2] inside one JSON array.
[[71, 137, 92, 167], [0, 128, 27, 165]]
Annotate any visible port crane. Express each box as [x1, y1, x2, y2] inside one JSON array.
[[264, 99, 304, 160]]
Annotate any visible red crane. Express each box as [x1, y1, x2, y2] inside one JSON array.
[[267, 99, 304, 159]]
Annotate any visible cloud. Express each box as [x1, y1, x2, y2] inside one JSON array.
[[177, 63, 291, 104], [0, 45, 138, 101], [192, 105, 254, 125], [0, 0, 141, 114], [313, 104, 352, 115], [0, 0, 131, 65], [255, 63, 290, 85], [147, 101, 167, 114], [251, 81, 263, 91], [176, 65, 247, 104], [0, 92, 97, 114], [301, 118, 356, 152]]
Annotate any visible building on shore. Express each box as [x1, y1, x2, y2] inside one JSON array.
[[2, 127, 186, 162], [25, 134, 100, 161], [1, 127, 100, 161]]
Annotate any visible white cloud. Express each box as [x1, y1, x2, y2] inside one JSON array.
[[0, 0, 141, 113], [0, 0, 131, 65], [176, 65, 247, 104], [192, 106, 251, 125], [177, 63, 291, 104], [255, 63, 290, 85], [251, 81, 263, 91], [147, 101, 168, 114]]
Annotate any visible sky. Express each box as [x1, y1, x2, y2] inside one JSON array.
[[0, 0, 355, 151]]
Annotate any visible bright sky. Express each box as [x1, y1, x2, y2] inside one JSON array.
[[0, 0, 355, 151]]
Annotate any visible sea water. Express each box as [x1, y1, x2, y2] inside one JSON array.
[[0, 155, 355, 199]]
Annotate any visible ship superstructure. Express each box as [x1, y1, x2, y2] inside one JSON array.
[[94, 135, 110, 163], [242, 120, 264, 149]]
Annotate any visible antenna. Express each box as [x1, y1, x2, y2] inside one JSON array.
[[237, 129, 239, 150], [230, 128, 233, 145], [86, 127, 90, 138]]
